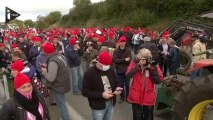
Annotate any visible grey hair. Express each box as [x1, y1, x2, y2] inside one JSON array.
[[144, 36, 151, 41], [137, 48, 152, 60]]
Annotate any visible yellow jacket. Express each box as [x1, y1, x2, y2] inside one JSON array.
[[191, 39, 206, 66]]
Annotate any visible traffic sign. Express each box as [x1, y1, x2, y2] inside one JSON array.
[[5, 7, 20, 24]]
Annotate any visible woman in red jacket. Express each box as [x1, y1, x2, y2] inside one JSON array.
[[126, 48, 163, 120]]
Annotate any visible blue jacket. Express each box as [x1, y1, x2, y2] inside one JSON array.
[[65, 44, 81, 67], [36, 52, 48, 74], [167, 47, 180, 69], [29, 46, 41, 65]]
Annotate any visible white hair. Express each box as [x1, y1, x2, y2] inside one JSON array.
[[144, 36, 151, 41], [137, 48, 152, 60]]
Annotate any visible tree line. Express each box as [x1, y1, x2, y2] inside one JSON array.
[[10, 0, 213, 30]]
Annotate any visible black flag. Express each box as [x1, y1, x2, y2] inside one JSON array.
[[5, 7, 20, 24]]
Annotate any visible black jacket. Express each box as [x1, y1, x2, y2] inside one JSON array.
[[82, 66, 121, 110], [139, 41, 160, 63], [18, 41, 30, 60], [113, 47, 132, 73], [0, 50, 10, 68], [65, 44, 82, 67], [0, 91, 50, 120]]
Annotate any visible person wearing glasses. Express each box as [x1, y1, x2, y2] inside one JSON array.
[[126, 48, 163, 120]]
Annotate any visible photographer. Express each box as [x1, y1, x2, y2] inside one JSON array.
[[126, 48, 163, 120]]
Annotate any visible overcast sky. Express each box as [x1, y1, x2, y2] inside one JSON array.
[[0, 0, 103, 22]]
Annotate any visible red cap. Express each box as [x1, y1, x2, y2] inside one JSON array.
[[98, 36, 105, 44], [49, 36, 54, 41], [108, 32, 114, 38], [3, 37, 8, 41], [98, 51, 112, 65], [11, 60, 24, 72], [119, 36, 126, 42], [69, 38, 77, 45], [42, 42, 55, 54], [12, 43, 18, 48], [35, 36, 43, 42], [0, 43, 3, 48], [14, 73, 31, 89]]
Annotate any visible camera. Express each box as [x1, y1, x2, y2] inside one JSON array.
[[145, 57, 158, 66]]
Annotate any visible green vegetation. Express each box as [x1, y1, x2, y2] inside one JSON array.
[[10, 0, 213, 30], [60, 0, 213, 30]]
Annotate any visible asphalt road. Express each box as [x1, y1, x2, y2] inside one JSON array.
[[47, 71, 189, 120], [47, 52, 190, 120]]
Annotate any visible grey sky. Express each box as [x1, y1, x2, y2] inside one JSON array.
[[0, 0, 103, 22]]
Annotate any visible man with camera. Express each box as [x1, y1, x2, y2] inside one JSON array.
[[126, 48, 163, 120]]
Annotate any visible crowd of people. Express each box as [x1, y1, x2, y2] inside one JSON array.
[[0, 27, 207, 120]]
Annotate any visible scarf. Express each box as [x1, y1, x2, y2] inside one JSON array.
[[14, 89, 43, 120]]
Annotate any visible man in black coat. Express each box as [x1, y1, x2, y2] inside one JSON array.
[[0, 44, 10, 69], [113, 36, 132, 103], [82, 51, 122, 120], [17, 36, 30, 60]]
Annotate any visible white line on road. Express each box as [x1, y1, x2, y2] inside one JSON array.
[[66, 102, 86, 120]]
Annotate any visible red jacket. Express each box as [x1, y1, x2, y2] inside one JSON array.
[[126, 61, 163, 106]]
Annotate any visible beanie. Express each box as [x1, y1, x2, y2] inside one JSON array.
[[69, 38, 77, 45], [42, 42, 55, 54], [98, 51, 112, 65], [98, 36, 105, 44], [11, 60, 24, 72], [14, 73, 31, 89]]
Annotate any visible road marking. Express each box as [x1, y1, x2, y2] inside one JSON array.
[[66, 102, 86, 120]]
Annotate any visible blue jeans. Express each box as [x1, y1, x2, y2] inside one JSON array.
[[190, 69, 203, 80], [117, 73, 129, 99], [52, 91, 70, 120], [92, 101, 114, 120], [70, 65, 83, 94]]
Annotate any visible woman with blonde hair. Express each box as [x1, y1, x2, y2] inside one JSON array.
[[126, 48, 164, 120]]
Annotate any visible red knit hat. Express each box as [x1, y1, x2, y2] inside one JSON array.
[[11, 60, 24, 72], [69, 38, 77, 45], [98, 36, 105, 44], [12, 43, 18, 48], [98, 51, 112, 65], [42, 42, 55, 54], [0, 43, 3, 48], [14, 73, 31, 89]]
